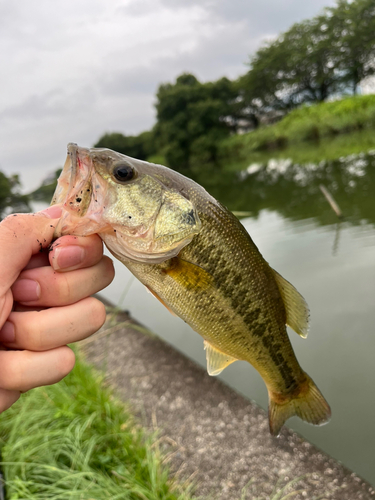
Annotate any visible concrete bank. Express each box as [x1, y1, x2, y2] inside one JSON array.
[[81, 304, 374, 500]]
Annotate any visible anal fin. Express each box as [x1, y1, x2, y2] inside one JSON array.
[[204, 340, 238, 376]]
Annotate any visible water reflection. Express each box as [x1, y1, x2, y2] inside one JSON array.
[[198, 151, 375, 229]]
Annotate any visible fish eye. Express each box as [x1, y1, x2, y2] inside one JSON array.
[[113, 163, 135, 183]]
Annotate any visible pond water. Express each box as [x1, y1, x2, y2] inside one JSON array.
[[101, 152, 375, 485]]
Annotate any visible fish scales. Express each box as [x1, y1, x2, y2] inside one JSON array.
[[52, 143, 331, 435], [124, 190, 302, 394]]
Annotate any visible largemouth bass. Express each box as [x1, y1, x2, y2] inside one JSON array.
[[52, 143, 331, 435]]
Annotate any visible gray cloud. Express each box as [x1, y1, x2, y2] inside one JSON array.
[[159, 0, 336, 28]]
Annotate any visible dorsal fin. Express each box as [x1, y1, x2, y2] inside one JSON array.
[[271, 269, 310, 338], [204, 340, 238, 376]]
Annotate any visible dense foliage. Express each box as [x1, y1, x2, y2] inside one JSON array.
[[153, 74, 239, 172], [95, 131, 155, 161], [218, 94, 375, 170], [239, 0, 375, 117]]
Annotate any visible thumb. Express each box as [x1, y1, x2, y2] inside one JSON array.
[[0, 205, 62, 297]]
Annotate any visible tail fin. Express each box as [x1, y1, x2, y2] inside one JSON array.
[[268, 373, 331, 436]]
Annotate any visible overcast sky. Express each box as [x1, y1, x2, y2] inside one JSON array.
[[0, 0, 337, 192]]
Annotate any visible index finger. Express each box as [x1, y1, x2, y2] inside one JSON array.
[[48, 234, 104, 272], [0, 206, 62, 296]]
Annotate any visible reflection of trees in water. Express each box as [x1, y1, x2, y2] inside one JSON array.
[[198, 152, 375, 227], [13, 152, 374, 227]]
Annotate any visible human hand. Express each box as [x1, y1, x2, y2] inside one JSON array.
[[0, 205, 114, 413]]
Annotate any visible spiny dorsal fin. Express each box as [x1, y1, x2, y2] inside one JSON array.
[[271, 269, 310, 339], [204, 340, 238, 376]]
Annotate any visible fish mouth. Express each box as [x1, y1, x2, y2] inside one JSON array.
[[52, 143, 111, 237], [52, 143, 84, 209]]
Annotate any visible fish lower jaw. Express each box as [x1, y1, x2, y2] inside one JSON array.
[[102, 232, 189, 264], [53, 211, 110, 238]]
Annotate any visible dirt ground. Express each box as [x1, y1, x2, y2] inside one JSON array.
[[81, 304, 375, 500]]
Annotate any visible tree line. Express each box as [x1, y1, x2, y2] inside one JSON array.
[[96, 0, 375, 173], [240, 0, 375, 115]]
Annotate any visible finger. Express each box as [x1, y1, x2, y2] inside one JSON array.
[[24, 252, 50, 270], [0, 289, 14, 331], [0, 347, 75, 392], [0, 388, 20, 413], [0, 206, 62, 296], [49, 234, 103, 272], [0, 297, 106, 351], [11, 256, 114, 306]]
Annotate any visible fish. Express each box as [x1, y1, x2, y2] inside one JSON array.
[[52, 143, 331, 435]]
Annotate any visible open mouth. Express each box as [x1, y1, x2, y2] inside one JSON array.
[[52, 144, 108, 237], [52, 143, 93, 204]]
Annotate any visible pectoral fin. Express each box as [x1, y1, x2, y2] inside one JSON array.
[[165, 257, 214, 290], [204, 340, 238, 376], [271, 269, 310, 338]]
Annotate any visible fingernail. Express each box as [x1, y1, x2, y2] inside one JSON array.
[[53, 246, 85, 270], [39, 205, 62, 219], [12, 279, 41, 302], [0, 322, 15, 343]]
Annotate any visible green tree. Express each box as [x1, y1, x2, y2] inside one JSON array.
[[154, 73, 238, 172], [94, 130, 155, 160], [0, 171, 30, 219], [239, 15, 343, 119], [327, 0, 375, 94], [237, 39, 294, 118]]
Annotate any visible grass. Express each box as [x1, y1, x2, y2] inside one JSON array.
[[0, 351, 193, 500], [219, 94, 375, 171]]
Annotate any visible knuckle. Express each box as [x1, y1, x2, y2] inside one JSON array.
[[1, 214, 27, 229], [0, 215, 28, 241]]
